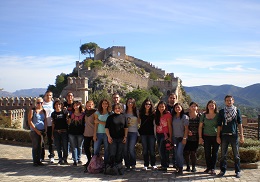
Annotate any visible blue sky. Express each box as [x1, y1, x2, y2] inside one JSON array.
[[0, 0, 260, 92]]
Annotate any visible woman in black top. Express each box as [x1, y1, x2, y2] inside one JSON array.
[[138, 98, 156, 171], [51, 99, 69, 165]]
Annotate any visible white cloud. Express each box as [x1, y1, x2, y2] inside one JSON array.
[[0, 55, 77, 92]]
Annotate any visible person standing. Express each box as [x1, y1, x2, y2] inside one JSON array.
[[83, 100, 96, 170], [105, 103, 128, 174], [198, 100, 219, 175], [154, 101, 172, 172], [42, 90, 54, 163], [51, 99, 69, 165], [217, 95, 244, 178], [93, 99, 111, 164], [172, 103, 189, 175], [28, 97, 47, 166], [124, 98, 139, 171], [166, 93, 177, 167], [63, 92, 74, 115], [138, 98, 156, 171], [183, 102, 201, 172], [112, 93, 125, 112], [68, 101, 85, 166], [167, 93, 177, 113]]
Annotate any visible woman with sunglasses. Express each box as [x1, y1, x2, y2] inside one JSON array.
[[124, 98, 139, 171], [28, 97, 47, 166], [138, 98, 156, 171]]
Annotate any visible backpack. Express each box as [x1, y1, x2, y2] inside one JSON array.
[[104, 164, 124, 175], [87, 155, 104, 174]]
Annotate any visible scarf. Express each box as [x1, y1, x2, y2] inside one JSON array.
[[224, 105, 237, 125], [85, 109, 96, 117]]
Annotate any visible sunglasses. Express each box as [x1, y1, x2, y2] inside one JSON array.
[[145, 103, 151, 106], [36, 102, 43, 104]]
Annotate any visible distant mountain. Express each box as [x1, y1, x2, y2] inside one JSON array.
[[183, 83, 260, 108], [0, 88, 46, 97]]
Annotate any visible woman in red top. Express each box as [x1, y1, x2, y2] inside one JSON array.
[[154, 101, 172, 171]]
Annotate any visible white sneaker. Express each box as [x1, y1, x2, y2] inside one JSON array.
[[152, 166, 157, 170], [50, 158, 54, 163], [142, 166, 148, 171]]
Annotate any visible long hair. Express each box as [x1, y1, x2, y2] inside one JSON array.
[[155, 100, 167, 126], [97, 99, 111, 114], [71, 101, 83, 113], [139, 98, 154, 118], [125, 98, 138, 117], [205, 100, 218, 114], [172, 103, 185, 119]]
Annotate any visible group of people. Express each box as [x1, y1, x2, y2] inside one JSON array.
[[28, 91, 244, 178]]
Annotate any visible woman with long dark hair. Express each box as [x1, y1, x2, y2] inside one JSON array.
[[198, 100, 219, 175], [138, 98, 156, 170], [172, 103, 189, 175], [124, 98, 139, 171], [93, 99, 111, 164], [154, 101, 172, 172]]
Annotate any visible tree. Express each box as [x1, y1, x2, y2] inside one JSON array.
[[84, 59, 93, 68], [149, 72, 159, 80], [80, 42, 99, 59], [90, 60, 103, 69]]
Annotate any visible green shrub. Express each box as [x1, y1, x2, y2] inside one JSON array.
[[0, 128, 31, 143]]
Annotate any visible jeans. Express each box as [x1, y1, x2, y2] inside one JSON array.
[[203, 136, 220, 170], [94, 133, 109, 163], [83, 136, 94, 163], [124, 132, 138, 167], [141, 135, 156, 167], [108, 138, 125, 166], [69, 134, 84, 162], [219, 135, 240, 173], [156, 133, 169, 168], [173, 137, 186, 169], [54, 131, 68, 161], [46, 126, 55, 158], [30, 131, 43, 163]]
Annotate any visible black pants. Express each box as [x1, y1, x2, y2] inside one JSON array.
[[83, 136, 94, 164]]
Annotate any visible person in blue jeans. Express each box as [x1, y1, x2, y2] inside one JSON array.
[[172, 103, 189, 175], [68, 101, 85, 166], [138, 98, 156, 171], [93, 99, 111, 164], [51, 99, 69, 165], [198, 100, 219, 175], [105, 103, 128, 174], [154, 101, 172, 172], [217, 95, 244, 178], [124, 98, 139, 171]]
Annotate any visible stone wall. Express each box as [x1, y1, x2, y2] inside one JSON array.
[[80, 68, 181, 97], [94, 46, 126, 60]]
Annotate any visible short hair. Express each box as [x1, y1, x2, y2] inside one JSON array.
[[168, 93, 177, 99], [53, 99, 63, 109], [224, 95, 234, 101], [67, 92, 74, 96]]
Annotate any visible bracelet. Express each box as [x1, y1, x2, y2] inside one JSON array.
[[124, 136, 127, 138], [183, 138, 187, 140]]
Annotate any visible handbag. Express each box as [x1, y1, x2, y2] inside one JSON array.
[[164, 132, 174, 150]]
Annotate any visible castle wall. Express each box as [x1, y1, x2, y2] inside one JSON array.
[[94, 46, 126, 60], [126, 55, 166, 78]]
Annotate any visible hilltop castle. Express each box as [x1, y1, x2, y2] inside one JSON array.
[[60, 46, 182, 104]]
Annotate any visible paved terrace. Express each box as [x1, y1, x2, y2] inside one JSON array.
[[0, 143, 259, 182]]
